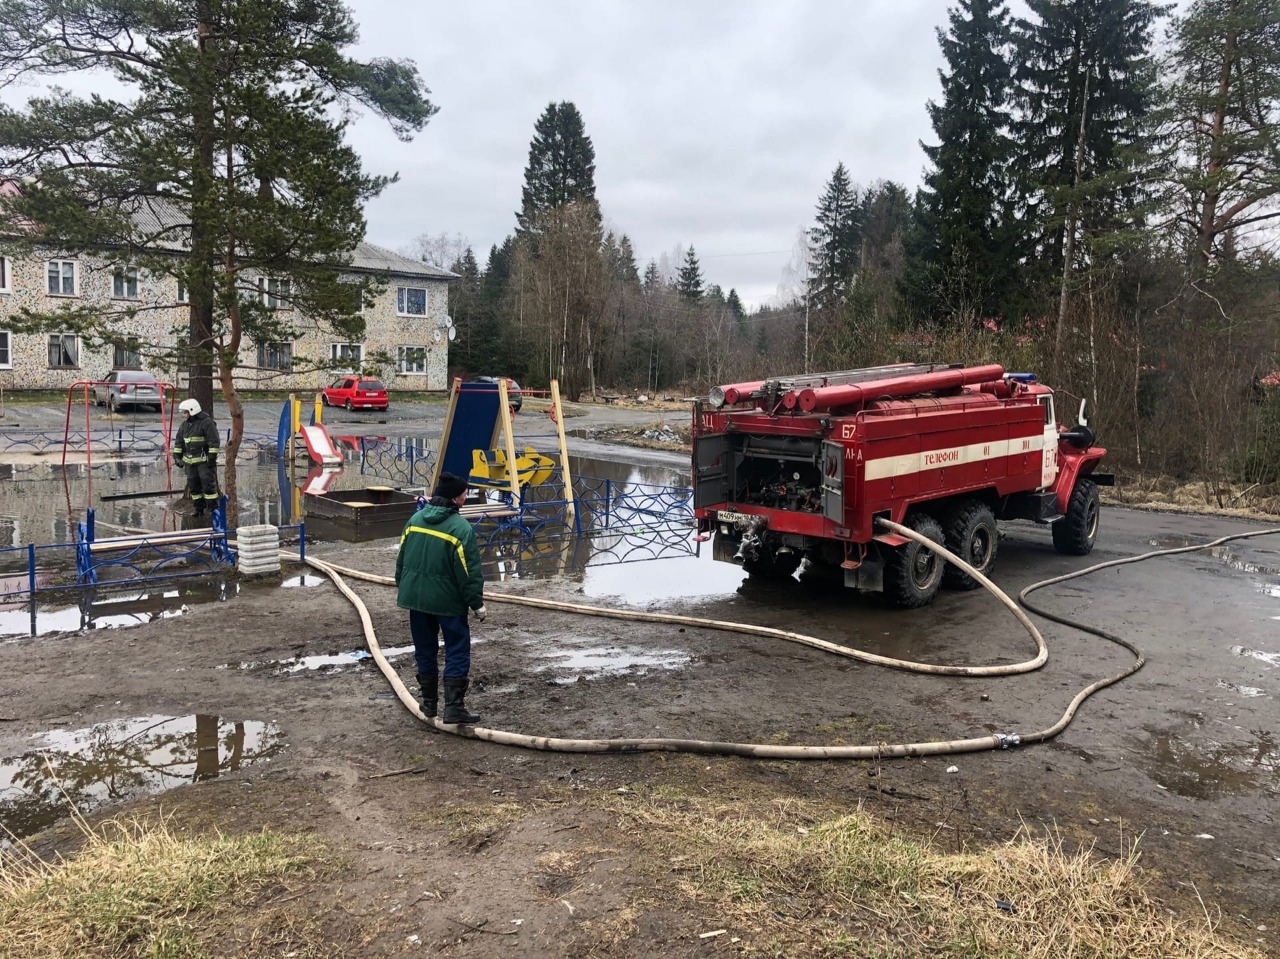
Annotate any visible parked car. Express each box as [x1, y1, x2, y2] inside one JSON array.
[[322, 376, 389, 411], [93, 370, 163, 412], [465, 376, 523, 413]]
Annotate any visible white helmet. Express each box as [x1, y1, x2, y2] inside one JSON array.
[[178, 399, 201, 416]]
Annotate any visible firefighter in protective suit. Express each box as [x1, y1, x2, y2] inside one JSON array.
[[171, 399, 221, 516]]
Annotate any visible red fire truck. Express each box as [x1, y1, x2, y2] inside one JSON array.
[[692, 363, 1112, 607]]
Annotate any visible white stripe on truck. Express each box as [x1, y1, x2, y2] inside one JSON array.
[[863, 434, 1044, 481]]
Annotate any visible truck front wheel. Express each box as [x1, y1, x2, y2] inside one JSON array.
[[1052, 478, 1100, 555], [942, 500, 998, 590], [884, 512, 945, 608]]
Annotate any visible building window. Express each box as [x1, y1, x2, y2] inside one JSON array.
[[330, 343, 362, 370], [113, 344, 142, 369], [0, 331, 10, 369], [345, 283, 364, 314], [397, 346, 427, 375], [112, 267, 139, 299], [176, 279, 188, 303], [46, 260, 77, 296], [0, 256, 10, 293], [261, 277, 291, 310], [47, 334, 79, 368], [396, 286, 427, 316], [257, 341, 293, 371]]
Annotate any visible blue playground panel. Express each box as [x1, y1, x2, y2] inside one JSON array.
[[439, 382, 502, 482]]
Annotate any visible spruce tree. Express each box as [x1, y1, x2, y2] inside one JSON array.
[[516, 101, 600, 239], [806, 162, 862, 313], [643, 261, 663, 290], [1012, 0, 1162, 304], [915, 0, 1017, 322], [676, 247, 704, 300]]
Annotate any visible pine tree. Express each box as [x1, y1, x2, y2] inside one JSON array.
[[806, 163, 862, 313], [0, 0, 434, 517], [516, 101, 600, 239], [616, 235, 641, 286], [915, 0, 1017, 322], [1163, 0, 1280, 271], [643, 261, 663, 290], [676, 247, 704, 300]]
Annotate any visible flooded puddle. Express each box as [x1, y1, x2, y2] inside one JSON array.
[[1230, 645, 1280, 669], [1216, 680, 1266, 698], [531, 638, 690, 682], [1147, 535, 1280, 576], [0, 714, 284, 840], [0, 582, 232, 639], [1136, 718, 1279, 799], [224, 643, 413, 673]]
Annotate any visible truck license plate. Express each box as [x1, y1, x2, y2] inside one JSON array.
[[716, 509, 755, 528]]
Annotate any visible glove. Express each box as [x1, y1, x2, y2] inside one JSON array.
[[474, 605, 487, 622]]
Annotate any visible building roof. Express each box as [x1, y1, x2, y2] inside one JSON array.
[[125, 195, 455, 280]]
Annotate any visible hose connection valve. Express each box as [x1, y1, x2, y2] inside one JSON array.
[[995, 733, 1022, 750]]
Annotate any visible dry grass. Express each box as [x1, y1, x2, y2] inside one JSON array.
[[1105, 474, 1280, 520], [608, 793, 1267, 959], [0, 815, 330, 959], [411, 799, 530, 848]]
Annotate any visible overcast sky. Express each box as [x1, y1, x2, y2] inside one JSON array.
[[347, 0, 959, 309]]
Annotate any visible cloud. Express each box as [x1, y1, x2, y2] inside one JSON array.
[[349, 0, 949, 308]]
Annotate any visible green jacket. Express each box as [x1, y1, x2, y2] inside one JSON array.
[[395, 500, 484, 616]]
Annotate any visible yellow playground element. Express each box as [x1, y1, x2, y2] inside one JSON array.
[[469, 446, 557, 490]]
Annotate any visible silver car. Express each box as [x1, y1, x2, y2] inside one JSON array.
[[93, 370, 163, 412]]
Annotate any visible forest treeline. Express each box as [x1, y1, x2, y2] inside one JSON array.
[[426, 0, 1279, 490]]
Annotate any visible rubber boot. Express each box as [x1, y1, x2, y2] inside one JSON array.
[[441, 678, 480, 725], [416, 671, 438, 718]]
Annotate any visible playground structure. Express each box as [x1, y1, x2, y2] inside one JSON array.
[[75, 499, 233, 585], [279, 377, 576, 527]]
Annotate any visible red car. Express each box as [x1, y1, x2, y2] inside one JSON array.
[[322, 376, 388, 411]]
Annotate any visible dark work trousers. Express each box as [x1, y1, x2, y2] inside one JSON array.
[[185, 460, 220, 509], [409, 609, 472, 680]]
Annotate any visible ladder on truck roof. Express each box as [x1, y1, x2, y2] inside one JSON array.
[[763, 362, 961, 393]]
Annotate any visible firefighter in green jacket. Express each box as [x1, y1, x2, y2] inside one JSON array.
[[171, 399, 221, 516], [396, 472, 487, 724]]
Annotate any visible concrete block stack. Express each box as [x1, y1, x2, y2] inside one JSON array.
[[236, 524, 281, 577]]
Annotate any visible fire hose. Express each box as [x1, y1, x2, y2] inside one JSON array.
[[299, 520, 1280, 760]]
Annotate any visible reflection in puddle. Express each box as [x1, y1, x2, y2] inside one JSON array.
[[0, 714, 284, 840], [280, 574, 326, 589], [532, 640, 689, 683], [1137, 719, 1279, 799], [1216, 679, 1265, 697], [224, 643, 413, 673], [1230, 645, 1280, 669], [0, 583, 232, 639], [1147, 536, 1280, 576]]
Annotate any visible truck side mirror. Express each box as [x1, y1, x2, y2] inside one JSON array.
[[1077, 398, 1088, 428]]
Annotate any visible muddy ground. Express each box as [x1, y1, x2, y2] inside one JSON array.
[[1, 399, 1278, 955]]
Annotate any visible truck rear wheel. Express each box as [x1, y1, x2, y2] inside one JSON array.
[[942, 500, 998, 590], [884, 512, 945, 608], [1052, 478, 1100, 555]]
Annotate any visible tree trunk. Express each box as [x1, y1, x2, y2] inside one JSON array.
[[1056, 71, 1090, 367], [1195, 22, 1238, 269], [189, 4, 217, 412]]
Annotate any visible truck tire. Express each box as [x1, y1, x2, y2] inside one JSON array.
[[884, 512, 945, 608], [942, 500, 998, 590], [1052, 478, 1100, 555]]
